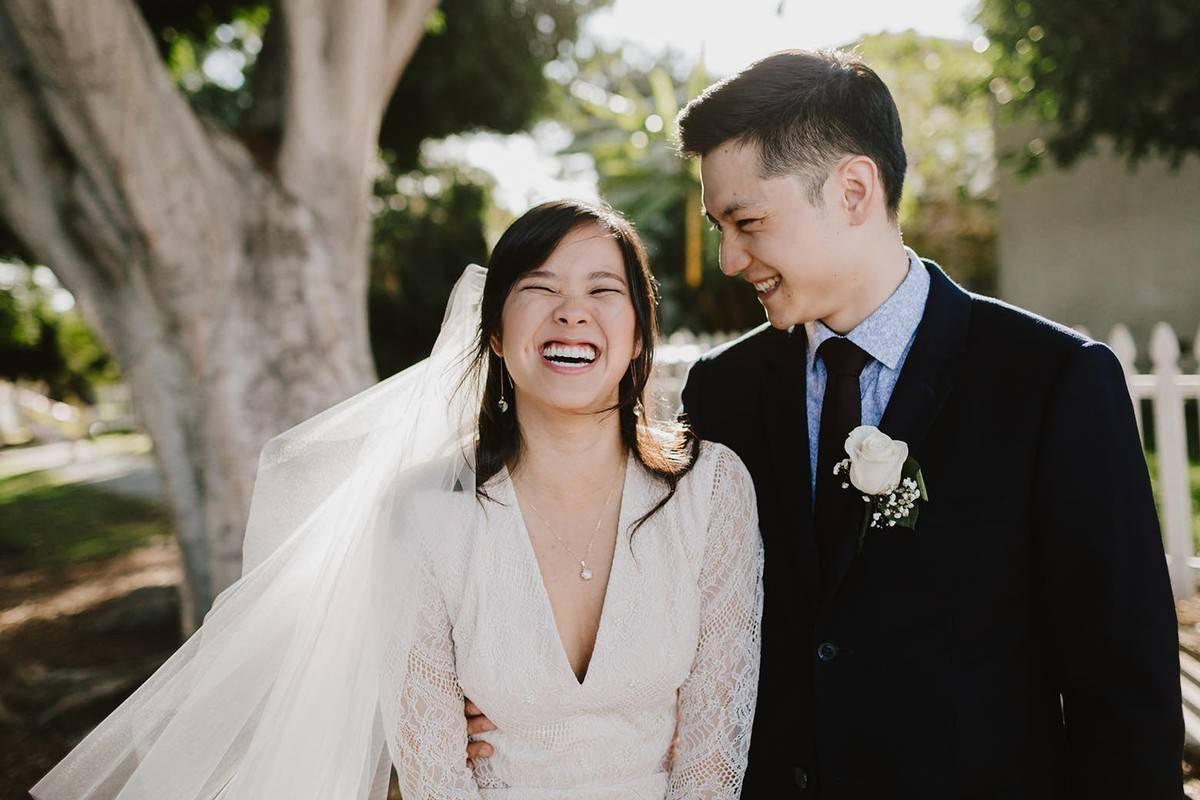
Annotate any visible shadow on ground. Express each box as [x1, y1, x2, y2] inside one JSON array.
[[0, 543, 182, 795]]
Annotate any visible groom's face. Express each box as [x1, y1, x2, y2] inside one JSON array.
[[700, 139, 851, 330]]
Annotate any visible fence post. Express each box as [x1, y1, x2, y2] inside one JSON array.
[[1150, 323, 1195, 600]]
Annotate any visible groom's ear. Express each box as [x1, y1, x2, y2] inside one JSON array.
[[838, 155, 881, 226]]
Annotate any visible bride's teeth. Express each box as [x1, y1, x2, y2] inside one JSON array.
[[754, 276, 781, 293], [542, 343, 598, 363]]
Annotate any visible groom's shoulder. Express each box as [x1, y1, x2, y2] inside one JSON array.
[[968, 292, 1084, 342], [964, 289, 1099, 369]]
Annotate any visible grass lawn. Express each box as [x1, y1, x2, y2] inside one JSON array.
[[0, 437, 172, 572]]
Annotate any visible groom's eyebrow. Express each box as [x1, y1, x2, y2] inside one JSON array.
[[703, 199, 756, 224]]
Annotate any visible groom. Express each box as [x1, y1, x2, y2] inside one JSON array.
[[674, 49, 1183, 798]]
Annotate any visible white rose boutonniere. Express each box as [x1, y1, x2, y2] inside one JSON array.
[[833, 425, 929, 551]]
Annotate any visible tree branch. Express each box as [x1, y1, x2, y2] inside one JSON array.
[[0, 0, 251, 276], [276, 0, 437, 203], [381, 0, 440, 108], [0, 6, 120, 341]]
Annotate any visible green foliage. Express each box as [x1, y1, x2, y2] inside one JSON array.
[[158, 6, 267, 130], [135, 0, 260, 47], [384, 0, 611, 170], [367, 156, 493, 377], [978, 0, 1200, 171], [0, 265, 119, 401]]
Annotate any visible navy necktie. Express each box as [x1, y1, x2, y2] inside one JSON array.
[[813, 337, 871, 573]]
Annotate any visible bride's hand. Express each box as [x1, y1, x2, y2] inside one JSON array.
[[464, 698, 497, 769]]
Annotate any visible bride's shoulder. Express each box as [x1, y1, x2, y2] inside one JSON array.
[[675, 440, 756, 509], [690, 439, 753, 487], [663, 441, 758, 570]]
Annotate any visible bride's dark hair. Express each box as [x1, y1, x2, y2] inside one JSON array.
[[471, 199, 698, 526]]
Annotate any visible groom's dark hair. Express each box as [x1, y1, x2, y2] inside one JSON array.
[[676, 49, 906, 219]]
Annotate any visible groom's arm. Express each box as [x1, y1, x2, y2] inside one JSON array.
[[1032, 340, 1182, 798]]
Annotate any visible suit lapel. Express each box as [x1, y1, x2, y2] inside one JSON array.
[[763, 326, 821, 607], [818, 262, 972, 609], [877, 262, 971, 449]]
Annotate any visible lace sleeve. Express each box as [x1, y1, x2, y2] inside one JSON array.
[[390, 545, 483, 800], [667, 445, 765, 799]]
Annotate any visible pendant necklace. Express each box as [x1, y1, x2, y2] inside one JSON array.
[[521, 465, 623, 581]]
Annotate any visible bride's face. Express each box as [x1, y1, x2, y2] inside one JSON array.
[[494, 222, 640, 417]]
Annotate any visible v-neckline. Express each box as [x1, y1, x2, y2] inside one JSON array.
[[504, 455, 634, 688]]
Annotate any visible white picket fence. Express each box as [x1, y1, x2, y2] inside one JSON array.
[[654, 323, 1200, 600]]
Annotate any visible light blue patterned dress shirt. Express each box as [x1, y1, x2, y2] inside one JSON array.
[[804, 247, 931, 495]]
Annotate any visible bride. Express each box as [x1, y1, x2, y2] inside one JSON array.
[[30, 200, 764, 800]]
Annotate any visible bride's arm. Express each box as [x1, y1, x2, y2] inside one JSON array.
[[389, 543, 484, 800], [667, 445, 765, 800]]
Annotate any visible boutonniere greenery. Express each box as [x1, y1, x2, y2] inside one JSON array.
[[833, 425, 929, 551]]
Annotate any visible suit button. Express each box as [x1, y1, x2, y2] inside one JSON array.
[[794, 767, 809, 789], [817, 642, 839, 662]]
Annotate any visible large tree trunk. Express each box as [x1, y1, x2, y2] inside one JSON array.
[[0, 0, 437, 631]]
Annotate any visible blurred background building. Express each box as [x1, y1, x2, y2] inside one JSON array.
[[996, 121, 1200, 353]]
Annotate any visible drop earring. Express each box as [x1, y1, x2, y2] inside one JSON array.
[[497, 359, 509, 413]]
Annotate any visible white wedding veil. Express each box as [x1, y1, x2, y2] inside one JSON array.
[[30, 264, 490, 800]]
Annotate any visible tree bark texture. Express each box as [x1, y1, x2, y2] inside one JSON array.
[[0, 0, 438, 630]]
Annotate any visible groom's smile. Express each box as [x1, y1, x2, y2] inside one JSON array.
[[750, 274, 782, 296]]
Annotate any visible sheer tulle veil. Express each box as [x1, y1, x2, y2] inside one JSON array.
[[30, 264, 490, 800]]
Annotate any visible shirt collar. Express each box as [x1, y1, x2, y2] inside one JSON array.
[[804, 246, 929, 371]]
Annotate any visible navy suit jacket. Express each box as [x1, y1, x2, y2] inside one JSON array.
[[681, 261, 1183, 799]]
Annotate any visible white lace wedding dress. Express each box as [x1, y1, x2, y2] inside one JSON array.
[[382, 441, 764, 800]]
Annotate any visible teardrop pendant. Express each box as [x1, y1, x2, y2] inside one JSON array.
[[579, 561, 593, 581]]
